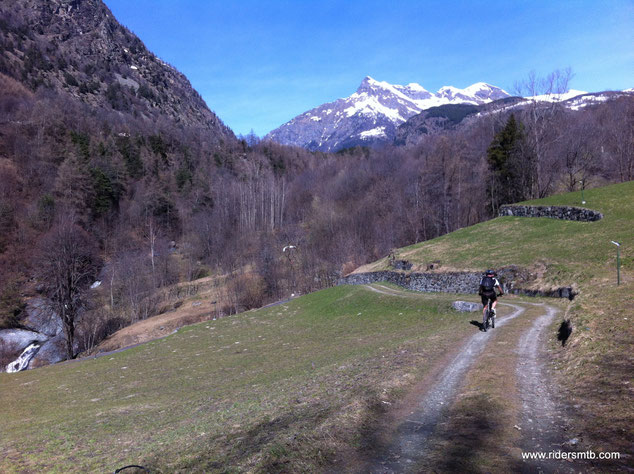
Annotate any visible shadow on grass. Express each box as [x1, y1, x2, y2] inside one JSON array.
[[140, 403, 336, 473]]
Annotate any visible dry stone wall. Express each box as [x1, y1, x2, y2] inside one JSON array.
[[339, 269, 577, 300], [498, 205, 602, 221]]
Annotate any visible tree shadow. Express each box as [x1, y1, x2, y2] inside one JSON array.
[[139, 403, 335, 473], [415, 394, 509, 472]]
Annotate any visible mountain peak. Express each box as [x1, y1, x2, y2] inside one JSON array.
[[266, 77, 511, 152], [356, 76, 390, 93]]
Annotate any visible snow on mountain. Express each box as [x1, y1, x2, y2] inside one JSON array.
[[528, 89, 588, 102], [265, 76, 510, 152]]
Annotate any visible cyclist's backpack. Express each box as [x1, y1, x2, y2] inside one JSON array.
[[481, 276, 495, 291]]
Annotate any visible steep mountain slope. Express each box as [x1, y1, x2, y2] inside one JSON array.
[[265, 76, 509, 151], [0, 0, 233, 138]]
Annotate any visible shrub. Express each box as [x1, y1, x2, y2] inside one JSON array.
[[64, 71, 78, 87]]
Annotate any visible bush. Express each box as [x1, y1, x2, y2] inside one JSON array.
[[79, 80, 100, 94], [105, 82, 129, 111], [137, 84, 157, 103], [227, 273, 266, 312], [64, 71, 78, 87]]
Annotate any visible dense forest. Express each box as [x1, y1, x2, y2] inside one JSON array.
[[0, 0, 632, 360]]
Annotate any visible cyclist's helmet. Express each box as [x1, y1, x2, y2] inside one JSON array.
[[485, 269, 497, 276]]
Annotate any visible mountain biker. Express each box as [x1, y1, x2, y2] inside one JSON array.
[[479, 269, 503, 331]]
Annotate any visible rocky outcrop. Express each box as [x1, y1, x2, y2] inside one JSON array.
[[0, 329, 49, 352], [23, 298, 63, 337], [339, 269, 577, 300], [498, 205, 603, 222], [30, 334, 73, 368]]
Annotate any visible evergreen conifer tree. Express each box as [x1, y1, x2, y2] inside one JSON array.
[[486, 114, 531, 213]]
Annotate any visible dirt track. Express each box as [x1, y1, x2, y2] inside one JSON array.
[[361, 287, 578, 473]]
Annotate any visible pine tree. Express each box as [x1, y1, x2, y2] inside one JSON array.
[[486, 114, 531, 213]]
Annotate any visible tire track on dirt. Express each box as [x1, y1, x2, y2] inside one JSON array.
[[516, 303, 578, 473], [367, 302, 526, 473]]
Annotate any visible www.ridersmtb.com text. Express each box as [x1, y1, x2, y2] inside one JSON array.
[[522, 450, 621, 461]]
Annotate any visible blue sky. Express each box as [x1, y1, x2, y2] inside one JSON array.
[[104, 0, 633, 137]]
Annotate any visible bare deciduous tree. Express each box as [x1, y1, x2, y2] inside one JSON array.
[[515, 68, 573, 197], [36, 216, 100, 359]]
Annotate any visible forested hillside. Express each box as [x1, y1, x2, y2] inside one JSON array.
[[1, 0, 632, 366]]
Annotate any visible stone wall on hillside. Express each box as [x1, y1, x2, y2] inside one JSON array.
[[338, 269, 577, 300], [498, 205, 602, 221]]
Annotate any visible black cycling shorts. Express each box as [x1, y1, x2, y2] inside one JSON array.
[[481, 291, 497, 306]]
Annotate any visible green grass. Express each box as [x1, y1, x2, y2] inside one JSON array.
[[363, 181, 633, 287], [1, 285, 476, 472]]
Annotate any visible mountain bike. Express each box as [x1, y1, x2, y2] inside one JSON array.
[[483, 297, 497, 332]]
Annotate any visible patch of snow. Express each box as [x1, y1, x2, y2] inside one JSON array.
[[90, 280, 102, 289], [528, 89, 587, 102], [344, 96, 407, 122], [567, 94, 611, 110], [130, 65, 138, 70], [309, 116, 321, 121], [404, 82, 428, 92], [360, 126, 387, 139]]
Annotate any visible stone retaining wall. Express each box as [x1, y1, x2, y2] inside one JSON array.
[[498, 205, 602, 222], [338, 269, 577, 300]]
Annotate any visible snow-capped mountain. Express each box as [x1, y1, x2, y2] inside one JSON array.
[[265, 76, 510, 151]]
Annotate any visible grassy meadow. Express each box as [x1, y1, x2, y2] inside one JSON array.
[[1, 285, 479, 472]]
